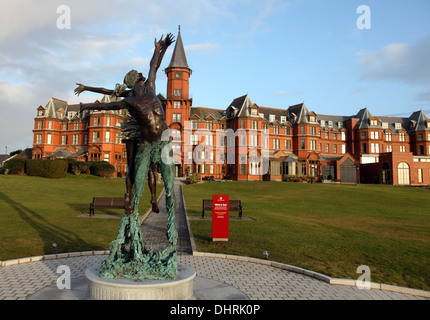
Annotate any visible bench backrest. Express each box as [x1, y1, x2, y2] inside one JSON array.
[[93, 197, 125, 207], [203, 199, 241, 210]]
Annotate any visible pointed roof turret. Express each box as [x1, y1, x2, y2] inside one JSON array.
[[168, 25, 190, 69]]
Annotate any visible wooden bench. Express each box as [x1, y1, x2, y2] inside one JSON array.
[[202, 199, 243, 219], [89, 197, 125, 216]]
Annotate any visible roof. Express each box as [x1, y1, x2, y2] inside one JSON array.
[[190, 107, 225, 122], [167, 26, 190, 69]]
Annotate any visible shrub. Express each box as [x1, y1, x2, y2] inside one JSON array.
[[26, 160, 68, 179], [1, 158, 27, 175], [187, 173, 201, 184], [69, 161, 90, 175], [87, 161, 115, 179]]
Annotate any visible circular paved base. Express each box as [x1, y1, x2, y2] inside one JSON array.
[[86, 263, 195, 300]]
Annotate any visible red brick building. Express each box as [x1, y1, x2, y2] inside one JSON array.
[[32, 29, 430, 185]]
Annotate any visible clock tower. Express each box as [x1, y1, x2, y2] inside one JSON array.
[[164, 26, 192, 127]]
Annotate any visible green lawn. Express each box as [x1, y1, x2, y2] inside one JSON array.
[[0, 174, 161, 261], [183, 181, 430, 291]]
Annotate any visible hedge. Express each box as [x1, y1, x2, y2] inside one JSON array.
[[26, 160, 68, 179], [87, 161, 115, 179], [1, 158, 27, 175]]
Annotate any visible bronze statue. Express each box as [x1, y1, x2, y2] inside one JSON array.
[[75, 70, 160, 214], [76, 34, 178, 279]]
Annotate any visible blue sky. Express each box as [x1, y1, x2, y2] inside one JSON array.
[[1, 0, 429, 152]]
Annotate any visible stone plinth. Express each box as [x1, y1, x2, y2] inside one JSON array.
[[85, 263, 195, 300]]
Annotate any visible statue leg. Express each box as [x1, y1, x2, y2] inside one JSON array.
[[124, 139, 138, 213], [159, 157, 177, 246], [148, 163, 160, 213]]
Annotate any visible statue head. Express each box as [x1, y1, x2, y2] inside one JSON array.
[[124, 70, 146, 89]]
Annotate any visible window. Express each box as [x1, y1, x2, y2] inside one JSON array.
[[361, 132, 366, 139], [106, 117, 111, 126], [382, 122, 388, 129], [386, 145, 392, 152], [191, 120, 198, 130], [395, 123, 402, 130], [273, 139, 280, 149], [362, 143, 367, 153], [325, 144, 329, 153], [397, 162, 410, 185], [62, 135, 67, 145], [48, 121, 53, 129], [333, 144, 337, 154], [418, 169, 423, 183], [274, 126, 279, 134], [73, 135, 79, 145], [251, 120, 258, 130], [300, 126, 305, 135], [310, 127, 316, 136], [370, 119, 378, 126], [93, 131, 100, 142], [174, 101, 181, 109], [400, 146, 406, 152], [47, 134, 52, 145], [173, 113, 181, 122], [342, 144, 346, 154], [333, 132, 337, 140], [418, 134, 423, 142], [251, 108, 258, 115], [310, 140, 316, 150], [341, 132, 346, 141], [309, 115, 316, 122], [36, 134, 42, 144], [301, 140, 305, 149], [281, 116, 286, 123], [285, 140, 291, 150], [320, 120, 325, 127], [385, 132, 392, 141], [174, 89, 181, 96], [105, 131, 110, 142], [371, 143, 379, 153], [207, 121, 213, 130], [269, 115, 275, 123], [250, 135, 258, 146], [399, 133, 405, 142], [325, 131, 329, 140], [104, 153, 110, 162], [419, 145, 425, 155]]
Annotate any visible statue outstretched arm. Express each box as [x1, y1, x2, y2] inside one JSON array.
[[147, 33, 175, 90], [80, 100, 128, 114], [75, 84, 131, 98]]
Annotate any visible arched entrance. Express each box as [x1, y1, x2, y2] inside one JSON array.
[[397, 162, 410, 185]]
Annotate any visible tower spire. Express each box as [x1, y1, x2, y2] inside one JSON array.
[[168, 25, 190, 70]]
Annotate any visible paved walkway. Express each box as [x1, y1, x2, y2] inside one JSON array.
[[0, 179, 428, 300]]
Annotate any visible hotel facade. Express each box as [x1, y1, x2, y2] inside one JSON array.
[[32, 30, 430, 185]]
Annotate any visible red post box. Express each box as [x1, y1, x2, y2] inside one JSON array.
[[212, 195, 229, 241]]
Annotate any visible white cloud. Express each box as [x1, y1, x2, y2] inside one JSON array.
[[356, 36, 430, 84], [356, 36, 430, 105]]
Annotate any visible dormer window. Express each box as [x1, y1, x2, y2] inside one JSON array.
[[395, 123, 402, 130], [269, 115, 275, 123], [38, 109, 45, 116], [370, 119, 378, 126], [281, 116, 286, 123], [309, 115, 316, 122], [251, 108, 258, 116], [320, 120, 325, 127]]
